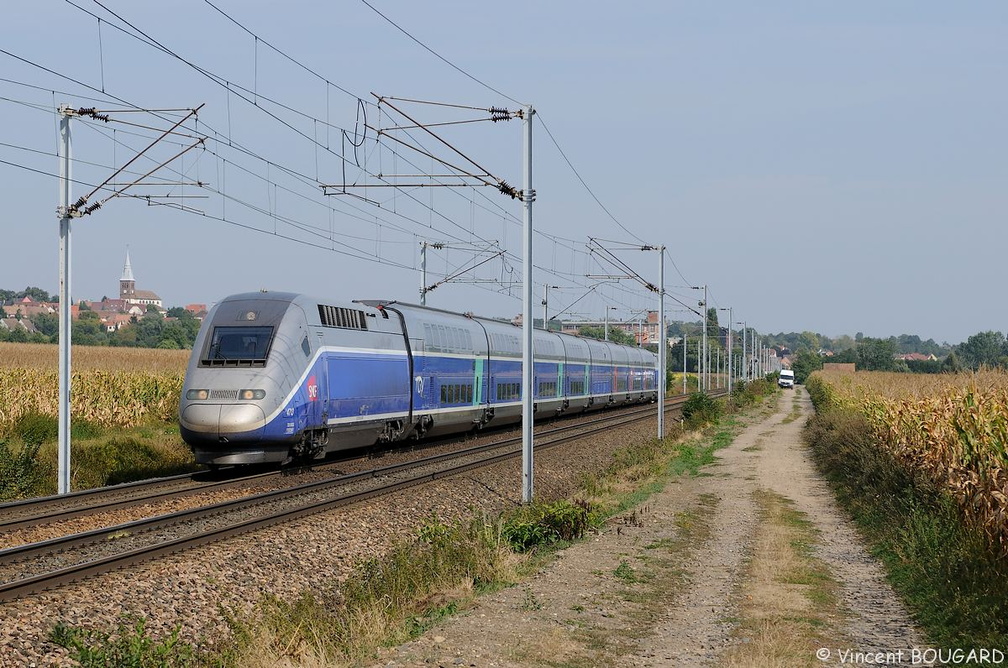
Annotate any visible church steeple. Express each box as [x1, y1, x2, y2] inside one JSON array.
[[120, 249, 136, 300]]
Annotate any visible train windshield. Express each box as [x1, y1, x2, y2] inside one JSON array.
[[202, 326, 274, 367]]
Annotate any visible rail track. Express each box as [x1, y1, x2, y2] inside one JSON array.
[[0, 391, 714, 601]]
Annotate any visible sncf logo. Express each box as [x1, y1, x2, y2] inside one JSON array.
[[307, 375, 319, 401]]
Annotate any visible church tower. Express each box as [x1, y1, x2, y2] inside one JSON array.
[[120, 250, 136, 301]]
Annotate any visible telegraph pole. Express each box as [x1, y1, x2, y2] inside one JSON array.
[[420, 241, 428, 305], [683, 333, 687, 394], [51, 104, 204, 495], [657, 245, 665, 438], [57, 105, 74, 495], [727, 307, 733, 395], [702, 285, 708, 392], [521, 104, 535, 504]]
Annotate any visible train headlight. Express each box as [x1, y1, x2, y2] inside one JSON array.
[[186, 389, 209, 400], [240, 389, 266, 400]]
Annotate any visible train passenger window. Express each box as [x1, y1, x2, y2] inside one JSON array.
[[497, 382, 521, 401], [203, 326, 274, 366], [439, 383, 474, 404]]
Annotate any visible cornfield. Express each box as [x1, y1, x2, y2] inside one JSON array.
[[0, 343, 187, 430], [810, 369, 1008, 555]]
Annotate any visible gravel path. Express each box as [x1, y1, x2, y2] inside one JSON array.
[[375, 389, 928, 667]]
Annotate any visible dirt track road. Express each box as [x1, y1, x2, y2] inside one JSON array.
[[373, 389, 926, 667]]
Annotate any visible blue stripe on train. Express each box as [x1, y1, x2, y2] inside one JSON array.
[[259, 349, 657, 441]]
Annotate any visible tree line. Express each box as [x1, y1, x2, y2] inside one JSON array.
[[790, 331, 1008, 382]]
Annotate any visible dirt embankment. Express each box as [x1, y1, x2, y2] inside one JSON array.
[[373, 389, 926, 667]]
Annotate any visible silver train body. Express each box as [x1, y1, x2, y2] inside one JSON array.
[[179, 291, 659, 467]]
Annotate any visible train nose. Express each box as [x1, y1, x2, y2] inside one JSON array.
[[182, 403, 266, 440]]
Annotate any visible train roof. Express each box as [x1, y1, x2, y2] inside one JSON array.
[[217, 294, 656, 361]]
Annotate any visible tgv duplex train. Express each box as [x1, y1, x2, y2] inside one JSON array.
[[179, 291, 659, 467]]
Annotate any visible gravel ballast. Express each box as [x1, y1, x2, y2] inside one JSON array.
[[0, 419, 653, 667]]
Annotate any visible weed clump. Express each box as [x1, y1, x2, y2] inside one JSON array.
[[682, 392, 721, 429], [0, 439, 44, 501], [50, 617, 197, 667], [502, 499, 595, 552]]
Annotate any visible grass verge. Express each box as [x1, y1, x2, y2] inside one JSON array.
[[0, 413, 196, 500], [803, 406, 1008, 649], [720, 489, 841, 667]]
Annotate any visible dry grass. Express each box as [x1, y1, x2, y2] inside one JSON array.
[[720, 489, 840, 668], [811, 369, 1008, 554]]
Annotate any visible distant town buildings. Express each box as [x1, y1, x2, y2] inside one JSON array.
[[895, 352, 938, 362], [0, 249, 207, 336]]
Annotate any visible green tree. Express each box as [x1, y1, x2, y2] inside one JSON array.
[[160, 320, 194, 349], [856, 337, 897, 371], [7, 327, 28, 343], [72, 312, 108, 345], [791, 350, 823, 383], [831, 334, 856, 353], [670, 338, 699, 373], [577, 325, 636, 346], [32, 313, 59, 340], [132, 314, 165, 348], [798, 331, 821, 352], [956, 331, 1005, 370], [19, 286, 54, 302], [829, 348, 858, 364], [706, 307, 719, 342], [943, 351, 965, 373]]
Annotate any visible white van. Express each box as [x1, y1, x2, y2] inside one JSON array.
[[778, 369, 795, 389]]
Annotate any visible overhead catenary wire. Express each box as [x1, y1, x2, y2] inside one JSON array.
[[356, 0, 523, 107], [3, 5, 710, 321], [69, 1, 525, 262], [342, 0, 706, 309], [68, 1, 603, 287], [0, 51, 495, 269]]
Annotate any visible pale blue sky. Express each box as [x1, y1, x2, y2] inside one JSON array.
[[1, 1, 1005, 344]]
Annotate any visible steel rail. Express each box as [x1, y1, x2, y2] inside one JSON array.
[[0, 390, 718, 601], [0, 469, 282, 533]]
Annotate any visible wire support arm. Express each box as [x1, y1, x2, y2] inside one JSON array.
[[373, 94, 521, 199], [65, 104, 205, 217]]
